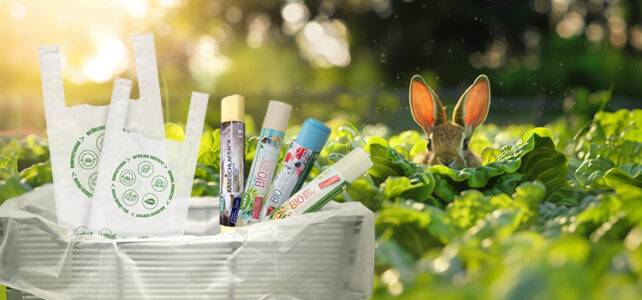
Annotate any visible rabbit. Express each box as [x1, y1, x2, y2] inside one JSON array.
[[409, 74, 491, 168]]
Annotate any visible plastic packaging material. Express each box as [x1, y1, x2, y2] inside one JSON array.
[[219, 95, 246, 227], [239, 100, 292, 226], [262, 118, 331, 219], [86, 79, 208, 238], [0, 185, 374, 300], [39, 34, 165, 233], [272, 147, 373, 219]]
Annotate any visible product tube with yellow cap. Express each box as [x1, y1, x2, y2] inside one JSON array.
[[219, 95, 245, 227]]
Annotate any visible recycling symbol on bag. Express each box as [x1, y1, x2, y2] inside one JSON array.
[[69, 126, 105, 197], [78, 150, 98, 169], [111, 154, 175, 218]]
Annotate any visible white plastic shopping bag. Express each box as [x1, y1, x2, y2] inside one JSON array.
[[87, 78, 208, 237], [39, 34, 165, 234]]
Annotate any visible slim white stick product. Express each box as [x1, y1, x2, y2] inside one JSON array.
[[219, 95, 245, 227], [270, 147, 373, 219], [238, 101, 292, 226]]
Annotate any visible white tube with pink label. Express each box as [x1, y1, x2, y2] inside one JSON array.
[[270, 147, 373, 219]]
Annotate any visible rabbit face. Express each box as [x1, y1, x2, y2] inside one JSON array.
[[409, 75, 490, 168], [425, 123, 467, 168]]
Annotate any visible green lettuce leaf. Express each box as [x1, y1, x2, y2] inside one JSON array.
[[0, 152, 18, 180], [368, 143, 422, 184], [575, 109, 642, 166], [376, 205, 459, 257], [447, 181, 546, 231], [574, 158, 614, 189], [342, 175, 384, 211], [0, 176, 32, 204], [164, 122, 185, 142], [19, 161, 52, 187], [604, 164, 642, 190], [197, 129, 220, 170], [381, 172, 435, 203], [518, 135, 568, 199], [368, 134, 567, 205]]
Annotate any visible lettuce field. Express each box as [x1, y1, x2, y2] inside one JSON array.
[[1, 106, 641, 299]]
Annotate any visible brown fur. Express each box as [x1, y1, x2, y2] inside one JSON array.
[[409, 75, 491, 169], [413, 123, 478, 168]]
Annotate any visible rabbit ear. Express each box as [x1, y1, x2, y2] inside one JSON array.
[[453, 75, 491, 137], [409, 75, 446, 133]]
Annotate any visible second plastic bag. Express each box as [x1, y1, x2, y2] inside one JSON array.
[[87, 79, 209, 237], [39, 34, 165, 234]]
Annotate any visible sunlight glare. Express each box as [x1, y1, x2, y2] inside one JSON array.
[[585, 23, 604, 42], [555, 11, 585, 38], [188, 36, 230, 87], [298, 20, 351, 67], [9, 2, 27, 20], [82, 35, 128, 83], [282, 2, 305, 23], [158, 0, 181, 8], [247, 14, 271, 48], [281, 1, 309, 34], [122, 0, 149, 18]]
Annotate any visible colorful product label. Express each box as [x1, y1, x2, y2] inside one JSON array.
[[261, 140, 316, 219], [270, 167, 345, 219], [219, 121, 245, 226], [238, 128, 285, 225]]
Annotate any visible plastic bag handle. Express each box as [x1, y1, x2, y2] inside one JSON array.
[[132, 34, 161, 106], [130, 34, 162, 118], [184, 92, 209, 147], [38, 46, 66, 118], [126, 34, 165, 139], [38, 35, 164, 139], [179, 92, 209, 171], [105, 78, 133, 132], [173, 92, 208, 193]]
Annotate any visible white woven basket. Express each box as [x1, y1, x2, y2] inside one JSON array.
[[0, 185, 374, 300]]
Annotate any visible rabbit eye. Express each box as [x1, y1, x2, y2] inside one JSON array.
[[463, 139, 469, 151], [426, 139, 432, 151]]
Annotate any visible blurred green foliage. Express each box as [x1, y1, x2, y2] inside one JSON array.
[[2, 1, 642, 133]]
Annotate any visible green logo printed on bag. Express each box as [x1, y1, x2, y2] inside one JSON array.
[[122, 189, 139, 205], [69, 126, 105, 197], [138, 161, 154, 178], [151, 175, 168, 192], [74, 226, 92, 236], [99, 228, 117, 239], [119, 170, 136, 186], [142, 193, 159, 209], [111, 154, 175, 218]]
